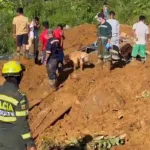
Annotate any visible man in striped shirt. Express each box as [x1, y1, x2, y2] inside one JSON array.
[[97, 13, 112, 62]]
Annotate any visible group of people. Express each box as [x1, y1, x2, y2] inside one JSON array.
[[0, 4, 149, 150], [12, 7, 65, 90], [0, 7, 66, 150], [96, 6, 149, 64]]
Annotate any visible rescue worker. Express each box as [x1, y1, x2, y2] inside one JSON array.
[[0, 61, 36, 150], [97, 13, 112, 64], [45, 29, 62, 90]]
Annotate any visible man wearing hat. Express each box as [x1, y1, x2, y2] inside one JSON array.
[[0, 61, 36, 150]]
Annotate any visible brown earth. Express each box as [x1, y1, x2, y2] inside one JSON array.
[[1, 24, 150, 149]]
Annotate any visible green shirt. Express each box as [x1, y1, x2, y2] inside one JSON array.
[[97, 21, 112, 40]]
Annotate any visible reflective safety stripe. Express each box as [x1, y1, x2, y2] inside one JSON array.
[[16, 110, 28, 116], [0, 95, 18, 106], [0, 116, 16, 122], [20, 100, 26, 104], [22, 133, 31, 139], [99, 36, 108, 39], [18, 90, 25, 96]]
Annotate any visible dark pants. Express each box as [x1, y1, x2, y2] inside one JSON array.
[[0, 128, 26, 150], [33, 37, 39, 61], [97, 38, 110, 59], [47, 59, 58, 80], [16, 34, 28, 47]]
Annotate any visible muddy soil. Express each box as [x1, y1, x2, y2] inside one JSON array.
[[1, 24, 150, 150]]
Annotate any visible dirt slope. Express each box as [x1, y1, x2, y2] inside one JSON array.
[[1, 24, 150, 149]]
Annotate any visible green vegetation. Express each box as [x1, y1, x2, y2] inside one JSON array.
[[0, 0, 150, 54]]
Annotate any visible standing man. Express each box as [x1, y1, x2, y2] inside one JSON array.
[[0, 61, 36, 150], [13, 8, 29, 59], [33, 17, 40, 62], [53, 24, 65, 49], [53, 24, 65, 70], [45, 29, 62, 90], [26, 20, 34, 54], [39, 21, 49, 64], [103, 5, 109, 20], [97, 13, 112, 63], [107, 11, 120, 48], [131, 15, 149, 63]]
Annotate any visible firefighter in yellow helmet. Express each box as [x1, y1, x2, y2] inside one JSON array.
[[0, 61, 36, 150]]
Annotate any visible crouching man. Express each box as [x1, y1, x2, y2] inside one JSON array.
[[45, 29, 62, 90]]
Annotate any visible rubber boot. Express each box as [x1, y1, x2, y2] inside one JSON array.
[[49, 79, 57, 91]]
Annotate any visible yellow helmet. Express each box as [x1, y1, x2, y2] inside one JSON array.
[[2, 61, 25, 77]]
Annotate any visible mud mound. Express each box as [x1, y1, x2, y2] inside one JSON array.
[[64, 23, 97, 54], [120, 24, 133, 37], [39, 61, 150, 150], [1, 24, 150, 150]]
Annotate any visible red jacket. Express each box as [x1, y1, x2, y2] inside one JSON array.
[[40, 29, 48, 51]]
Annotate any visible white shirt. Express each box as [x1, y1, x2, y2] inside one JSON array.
[[107, 19, 120, 38], [29, 21, 34, 39], [133, 21, 149, 45]]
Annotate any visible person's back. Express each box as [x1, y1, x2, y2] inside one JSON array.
[[47, 37, 62, 60], [107, 11, 119, 47], [40, 29, 48, 50], [131, 15, 149, 63], [0, 61, 36, 150], [13, 8, 29, 58], [39, 21, 49, 64], [133, 21, 148, 45], [107, 19, 119, 37], [13, 15, 29, 36], [53, 24, 65, 49], [53, 28, 62, 41]]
